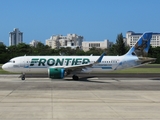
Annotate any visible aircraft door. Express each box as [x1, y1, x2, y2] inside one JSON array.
[[20, 56, 30, 72], [25, 57, 31, 72], [20, 57, 25, 68]]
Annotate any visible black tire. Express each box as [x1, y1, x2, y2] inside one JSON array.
[[72, 75, 79, 80], [21, 76, 25, 80]]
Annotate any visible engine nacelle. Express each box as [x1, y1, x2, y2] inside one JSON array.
[[48, 68, 65, 79]]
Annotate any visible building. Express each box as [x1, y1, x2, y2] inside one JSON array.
[[30, 40, 41, 47], [126, 31, 160, 47], [46, 34, 83, 49], [82, 40, 113, 51], [9, 28, 23, 46], [0, 41, 3, 45]]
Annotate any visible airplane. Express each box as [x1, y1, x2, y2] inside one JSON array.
[[2, 32, 156, 80]]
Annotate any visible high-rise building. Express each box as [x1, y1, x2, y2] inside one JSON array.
[[9, 28, 23, 46], [125, 31, 160, 47]]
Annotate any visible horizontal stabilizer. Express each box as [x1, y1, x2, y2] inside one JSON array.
[[136, 57, 156, 64]]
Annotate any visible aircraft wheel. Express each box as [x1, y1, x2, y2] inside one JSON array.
[[72, 75, 79, 80], [21, 73, 25, 80], [21, 77, 25, 80]]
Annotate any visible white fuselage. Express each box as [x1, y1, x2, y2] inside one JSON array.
[[2, 55, 140, 74]]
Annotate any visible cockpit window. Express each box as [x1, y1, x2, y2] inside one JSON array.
[[8, 60, 15, 63]]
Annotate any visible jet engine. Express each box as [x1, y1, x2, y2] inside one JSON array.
[[48, 68, 65, 79]]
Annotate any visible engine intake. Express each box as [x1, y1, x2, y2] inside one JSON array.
[[48, 68, 65, 79]]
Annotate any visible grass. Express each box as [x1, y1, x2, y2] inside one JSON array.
[[144, 64, 160, 66], [0, 69, 12, 74], [111, 68, 160, 73]]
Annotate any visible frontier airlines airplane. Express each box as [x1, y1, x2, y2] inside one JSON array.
[[2, 32, 156, 80]]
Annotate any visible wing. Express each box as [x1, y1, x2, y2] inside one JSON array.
[[50, 52, 106, 71]]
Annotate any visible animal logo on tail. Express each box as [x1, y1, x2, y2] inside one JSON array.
[[133, 35, 149, 57], [126, 32, 152, 57]]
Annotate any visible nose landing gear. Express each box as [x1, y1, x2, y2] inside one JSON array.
[[19, 73, 25, 80]]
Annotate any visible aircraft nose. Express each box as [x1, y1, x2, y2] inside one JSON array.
[[2, 64, 8, 71]]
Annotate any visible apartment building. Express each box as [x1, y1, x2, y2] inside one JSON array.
[[46, 34, 83, 49], [126, 31, 160, 47], [82, 40, 113, 51]]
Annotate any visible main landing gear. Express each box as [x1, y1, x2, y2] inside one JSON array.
[[20, 73, 25, 80], [72, 75, 79, 80]]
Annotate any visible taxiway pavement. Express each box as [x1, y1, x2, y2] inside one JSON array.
[[0, 75, 160, 120]]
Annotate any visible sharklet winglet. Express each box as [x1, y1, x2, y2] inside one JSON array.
[[95, 52, 106, 64]]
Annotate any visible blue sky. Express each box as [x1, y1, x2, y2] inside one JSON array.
[[0, 0, 160, 46]]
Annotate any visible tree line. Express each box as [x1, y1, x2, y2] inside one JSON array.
[[0, 33, 160, 64]]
